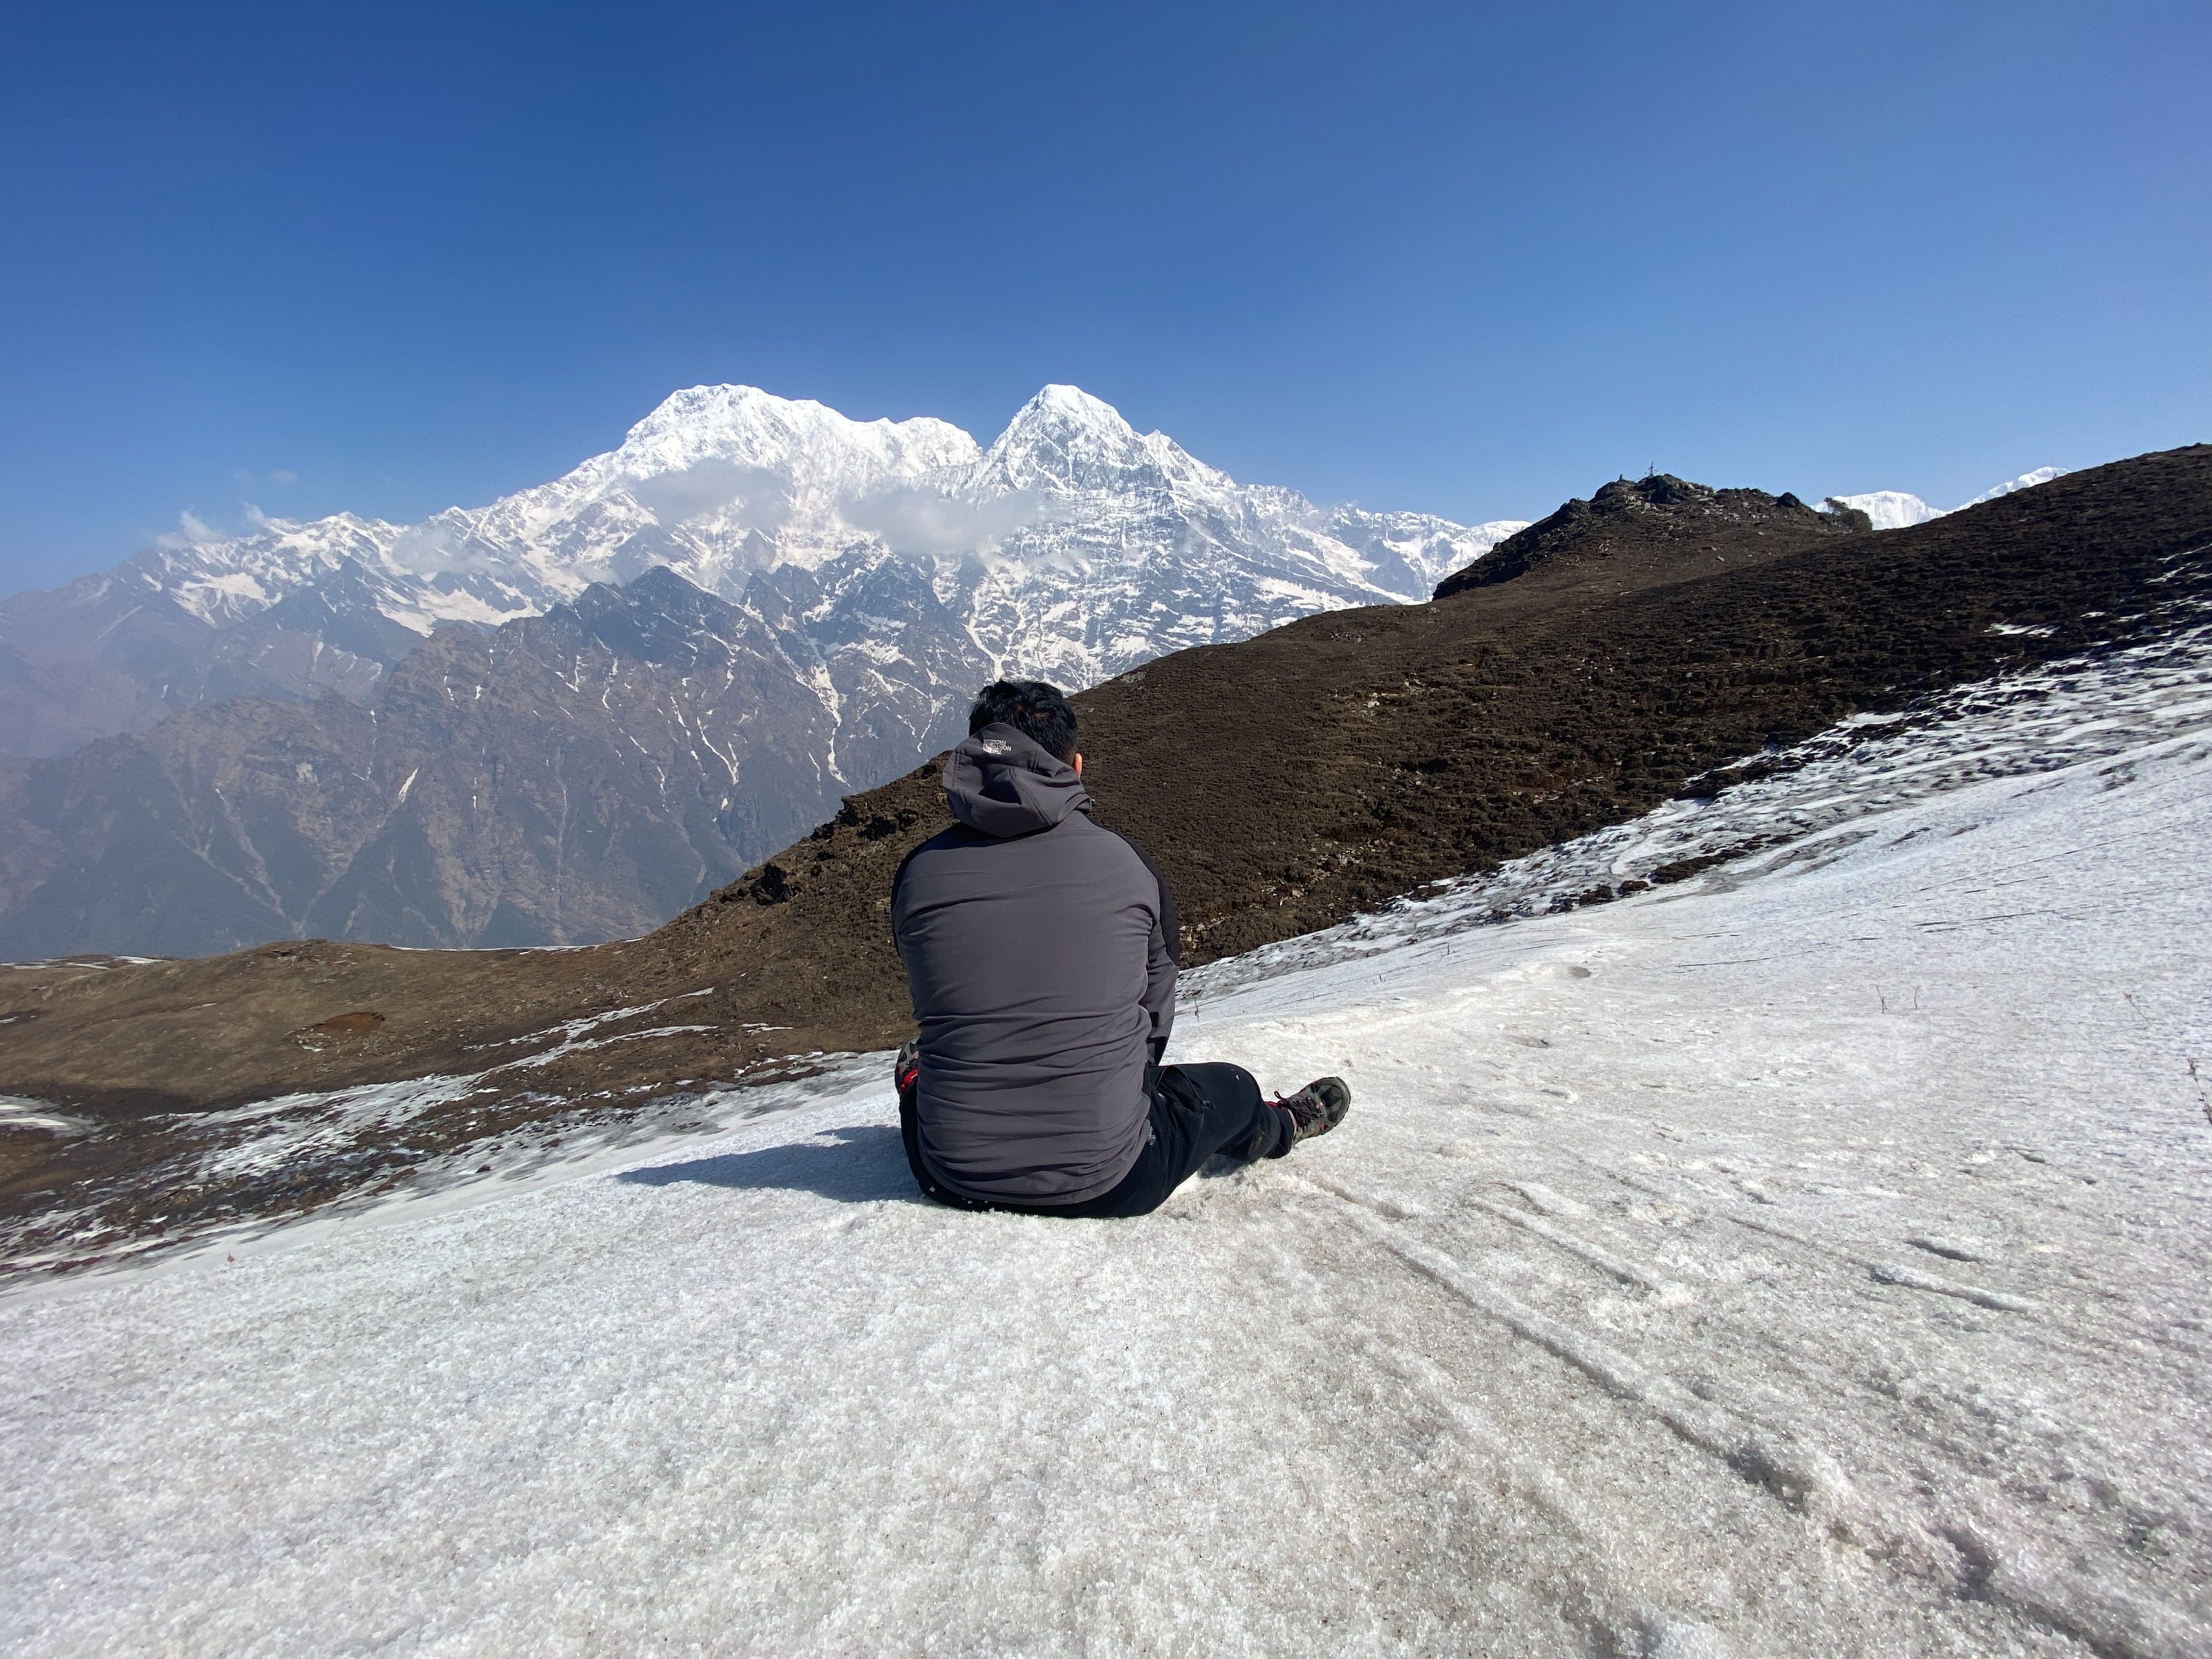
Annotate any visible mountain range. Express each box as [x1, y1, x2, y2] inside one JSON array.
[[0, 386, 1522, 956], [0, 384, 1519, 760], [0, 383, 2062, 960]]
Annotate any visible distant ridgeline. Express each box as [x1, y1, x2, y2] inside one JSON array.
[[1432, 475, 1867, 598]]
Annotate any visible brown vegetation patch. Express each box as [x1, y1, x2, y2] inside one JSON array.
[[303, 1011, 385, 1036]]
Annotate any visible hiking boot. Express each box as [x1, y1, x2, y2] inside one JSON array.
[[894, 1038, 919, 1094], [1273, 1076, 1351, 1147]]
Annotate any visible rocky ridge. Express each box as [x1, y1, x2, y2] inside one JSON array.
[[1431, 474, 1868, 598]]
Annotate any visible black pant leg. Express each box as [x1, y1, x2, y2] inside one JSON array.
[[1163, 1062, 1288, 1166], [1062, 1062, 1284, 1219]]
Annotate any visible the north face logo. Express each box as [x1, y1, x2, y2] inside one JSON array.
[[978, 738, 1010, 755]]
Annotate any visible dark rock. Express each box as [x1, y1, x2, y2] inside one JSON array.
[[1432, 473, 1862, 599]]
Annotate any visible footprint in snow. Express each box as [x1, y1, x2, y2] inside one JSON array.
[[1629, 1610, 1733, 1659], [1509, 1181, 1590, 1219], [1909, 1234, 1991, 1263]]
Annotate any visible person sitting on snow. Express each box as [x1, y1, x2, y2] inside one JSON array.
[[890, 677, 1349, 1216]]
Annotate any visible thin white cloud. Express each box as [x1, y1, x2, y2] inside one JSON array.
[[841, 485, 1047, 559], [626, 459, 791, 529], [387, 523, 475, 574], [156, 510, 226, 549]]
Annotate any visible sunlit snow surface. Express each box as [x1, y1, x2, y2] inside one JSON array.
[[5, 639, 2211, 1656]]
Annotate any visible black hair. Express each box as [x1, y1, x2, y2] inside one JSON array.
[[968, 678, 1078, 762]]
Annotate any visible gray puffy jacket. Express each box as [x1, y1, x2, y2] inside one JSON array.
[[890, 723, 1178, 1205]]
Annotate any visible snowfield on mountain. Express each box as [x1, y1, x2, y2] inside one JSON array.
[[0, 383, 1528, 764], [5, 640, 2207, 1656]]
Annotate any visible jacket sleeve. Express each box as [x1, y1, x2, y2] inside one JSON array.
[[1128, 841, 1180, 1066], [888, 838, 927, 948]]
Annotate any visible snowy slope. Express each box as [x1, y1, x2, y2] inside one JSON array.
[[5, 644, 2209, 1654], [1829, 467, 2070, 532]]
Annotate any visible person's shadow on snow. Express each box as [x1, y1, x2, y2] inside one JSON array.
[[617, 1124, 924, 1205]]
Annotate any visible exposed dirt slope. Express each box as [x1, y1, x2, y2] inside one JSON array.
[[3, 445, 2206, 1266]]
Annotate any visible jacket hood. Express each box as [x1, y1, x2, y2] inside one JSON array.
[[942, 723, 1091, 838]]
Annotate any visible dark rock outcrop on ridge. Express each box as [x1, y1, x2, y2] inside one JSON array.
[[1432, 474, 1871, 599]]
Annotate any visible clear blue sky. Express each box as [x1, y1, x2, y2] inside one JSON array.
[[2, 1, 2205, 591]]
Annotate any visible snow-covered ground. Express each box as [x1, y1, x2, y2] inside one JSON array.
[[6, 675, 2211, 1654]]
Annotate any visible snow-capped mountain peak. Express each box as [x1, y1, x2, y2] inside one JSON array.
[[973, 384, 1201, 497], [88, 382, 1512, 641], [1826, 490, 1946, 532], [1826, 465, 2069, 532], [1, 383, 1530, 764], [167, 381, 1510, 645], [1961, 465, 2068, 507], [605, 384, 981, 493], [1004, 381, 1133, 438], [135, 508, 411, 627]]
